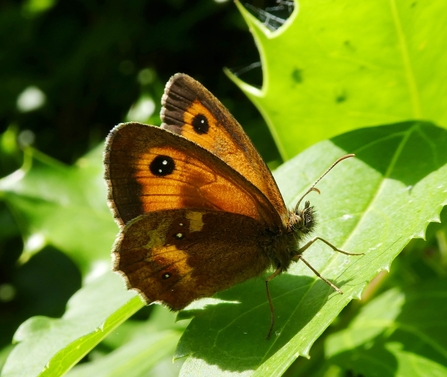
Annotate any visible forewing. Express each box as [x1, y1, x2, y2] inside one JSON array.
[[160, 73, 287, 217], [104, 122, 280, 227]]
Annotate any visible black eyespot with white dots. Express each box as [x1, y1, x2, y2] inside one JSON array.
[[150, 155, 175, 176], [192, 114, 209, 134]]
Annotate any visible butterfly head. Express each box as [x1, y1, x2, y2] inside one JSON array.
[[267, 200, 316, 272], [289, 200, 316, 235]]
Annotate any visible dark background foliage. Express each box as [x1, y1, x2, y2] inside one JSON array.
[[0, 0, 297, 362], [0, 0, 293, 166], [0, 0, 290, 353]]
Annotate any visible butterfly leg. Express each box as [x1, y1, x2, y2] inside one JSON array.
[[292, 237, 363, 294], [265, 239, 362, 339], [265, 267, 282, 339], [296, 236, 363, 256], [294, 254, 343, 294]]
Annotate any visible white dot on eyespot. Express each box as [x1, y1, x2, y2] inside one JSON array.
[[179, 222, 184, 226], [176, 233, 183, 239], [162, 160, 168, 165]]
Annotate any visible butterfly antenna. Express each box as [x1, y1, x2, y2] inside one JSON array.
[[294, 154, 355, 212]]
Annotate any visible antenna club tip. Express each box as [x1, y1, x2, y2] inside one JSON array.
[[340, 153, 355, 160]]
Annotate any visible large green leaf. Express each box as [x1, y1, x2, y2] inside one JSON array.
[[1, 272, 143, 377], [326, 279, 447, 376], [230, 0, 447, 159], [177, 121, 447, 376], [65, 306, 183, 377]]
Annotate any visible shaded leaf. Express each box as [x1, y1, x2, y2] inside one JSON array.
[[326, 280, 447, 377]]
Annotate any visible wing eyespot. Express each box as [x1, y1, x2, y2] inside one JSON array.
[[150, 155, 175, 176], [192, 113, 209, 134]]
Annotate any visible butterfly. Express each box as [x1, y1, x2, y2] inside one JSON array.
[[103, 73, 358, 338]]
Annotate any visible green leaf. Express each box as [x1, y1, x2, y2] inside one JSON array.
[[177, 121, 447, 376], [2, 122, 446, 376], [326, 279, 447, 376], [230, 0, 447, 159], [1, 272, 143, 377], [65, 307, 183, 377], [66, 329, 181, 377], [0, 144, 117, 272]]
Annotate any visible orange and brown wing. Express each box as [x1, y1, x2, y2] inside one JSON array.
[[113, 209, 272, 310], [104, 122, 279, 227], [160, 73, 287, 218]]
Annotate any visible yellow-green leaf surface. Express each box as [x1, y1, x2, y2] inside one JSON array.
[[231, 0, 447, 159]]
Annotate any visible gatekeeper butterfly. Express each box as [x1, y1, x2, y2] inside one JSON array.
[[104, 73, 358, 337]]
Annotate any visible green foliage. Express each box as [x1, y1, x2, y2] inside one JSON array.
[[326, 280, 447, 376], [2, 273, 142, 377], [1, 1, 447, 376], [232, 0, 447, 159], [0, 144, 115, 271], [176, 121, 447, 376]]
